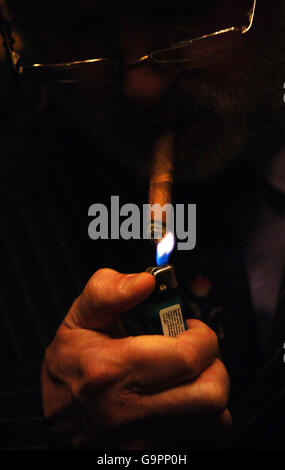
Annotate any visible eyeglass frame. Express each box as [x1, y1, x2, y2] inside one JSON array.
[[0, 0, 257, 84]]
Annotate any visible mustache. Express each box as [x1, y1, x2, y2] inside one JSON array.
[[108, 90, 219, 129], [90, 71, 253, 135]]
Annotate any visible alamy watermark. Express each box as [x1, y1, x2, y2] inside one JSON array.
[[88, 196, 196, 251]]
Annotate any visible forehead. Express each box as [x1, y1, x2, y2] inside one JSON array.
[[6, 0, 213, 34], [7, 0, 253, 40], [7, 0, 214, 17], [7, 0, 255, 23]]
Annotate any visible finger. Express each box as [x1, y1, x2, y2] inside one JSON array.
[[66, 268, 155, 332], [122, 319, 219, 391], [141, 358, 230, 418]]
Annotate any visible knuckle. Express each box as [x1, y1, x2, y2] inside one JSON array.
[[200, 322, 219, 352], [119, 337, 148, 382], [43, 342, 54, 367], [176, 339, 198, 376], [188, 319, 219, 347], [93, 267, 113, 281], [78, 348, 122, 394], [178, 325, 219, 374], [86, 268, 120, 314], [85, 271, 104, 306], [206, 379, 229, 414], [43, 339, 63, 376], [109, 390, 148, 427], [76, 355, 148, 428], [90, 268, 115, 292], [216, 358, 231, 389], [87, 268, 109, 296], [208, 326, 219, 349]]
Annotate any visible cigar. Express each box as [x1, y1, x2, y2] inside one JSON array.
[[123, 130, 188, 338], [148, 130, 175, 245]]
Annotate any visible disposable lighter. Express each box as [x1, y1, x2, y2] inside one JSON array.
[[122, 263, 188, 337]]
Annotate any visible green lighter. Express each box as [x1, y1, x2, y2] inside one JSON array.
[[122, 263, 188, 338]]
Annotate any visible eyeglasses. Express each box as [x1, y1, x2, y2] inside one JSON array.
[[1, 0, 256, 86]]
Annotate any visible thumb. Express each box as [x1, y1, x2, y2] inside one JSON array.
[[66, 268, 155, 332]]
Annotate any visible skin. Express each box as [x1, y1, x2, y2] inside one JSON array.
[[5, 0, 285, 181], [41, 269, 231, 448], [2, 0, 285, 448]]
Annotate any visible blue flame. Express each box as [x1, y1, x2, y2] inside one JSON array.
[[156, 251, 169, 267], [156, 233, 175, 266]]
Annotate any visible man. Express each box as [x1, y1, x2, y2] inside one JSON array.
[[0, 0, 285, 450]]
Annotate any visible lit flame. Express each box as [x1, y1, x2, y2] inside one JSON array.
[[156, 232, 175, 266]]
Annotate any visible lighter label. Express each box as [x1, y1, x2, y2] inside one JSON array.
[[159, 304, 186, 337]]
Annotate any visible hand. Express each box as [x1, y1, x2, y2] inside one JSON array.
[[41, 268, 231, 449]]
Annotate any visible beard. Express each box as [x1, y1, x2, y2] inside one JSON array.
[[49, 0, 285, 183]]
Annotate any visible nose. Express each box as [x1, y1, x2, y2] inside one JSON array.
[[119, 25, 179, 107], [122, 64, 178, 107]]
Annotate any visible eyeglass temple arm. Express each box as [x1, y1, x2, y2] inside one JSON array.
[[0, 11, 20, 73], [243, 0, 257, 33], [135, 0, 257, 64]]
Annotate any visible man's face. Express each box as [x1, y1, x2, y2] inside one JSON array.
[[7, 0, 285, 181]]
